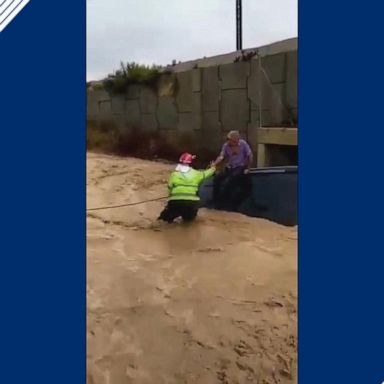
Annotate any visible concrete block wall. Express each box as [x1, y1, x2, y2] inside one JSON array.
[[87, 39, 297, 161]]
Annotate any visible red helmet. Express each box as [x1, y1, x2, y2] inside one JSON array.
[[179, 152, 195, 164]]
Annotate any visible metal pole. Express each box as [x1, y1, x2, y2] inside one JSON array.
[[236, 0, 243, 51]]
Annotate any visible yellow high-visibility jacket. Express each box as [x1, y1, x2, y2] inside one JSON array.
[[168, 167, 215, 201]]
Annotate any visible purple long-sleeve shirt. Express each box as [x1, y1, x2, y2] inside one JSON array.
[[220, 139, 253, 168]]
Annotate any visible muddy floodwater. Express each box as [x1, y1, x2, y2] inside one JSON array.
[[87, 152, 298, 384]]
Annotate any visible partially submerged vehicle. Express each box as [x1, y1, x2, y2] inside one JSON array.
[[199, 166, 297, 226]]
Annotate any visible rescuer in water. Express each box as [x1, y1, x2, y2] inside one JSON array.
[[158, 153, 216, 223]]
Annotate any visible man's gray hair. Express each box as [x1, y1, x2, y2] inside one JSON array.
[[227, 130, 241, 140]]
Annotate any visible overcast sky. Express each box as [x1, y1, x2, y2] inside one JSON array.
[[87, 0, 297, 81]]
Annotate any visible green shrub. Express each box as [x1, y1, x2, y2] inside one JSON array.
[[103, 62, 163, 94]]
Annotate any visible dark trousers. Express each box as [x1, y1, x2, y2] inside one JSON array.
[[213, 166, 252, 210], [158, 200, 199, 223]]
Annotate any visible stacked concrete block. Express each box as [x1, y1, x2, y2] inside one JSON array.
[[261, 81, 288, 125], [219, 62, 250, 132], [192, 68, 202, 92], [125, 99, 141, 126], [112, 115, 130, 136], [261, 53, 286, 84], [200, 66, 221, 149], [87, 89, 111, 118], [220, 89, 249, 132], [176, 71, 193, 112], [157, 96, 177, 129], [99, 99, 112, 115], [285, 51, 298, 121], [177, 113, 195, 133], [176, 71, 198, 133], [111, 96, 126, 114], [247, 110, 261, 150], [248, 56, 293, 126], [201, 111, 222, 152], [87, 91, 100, 117], [202, 66, 220, 112], [141, 114, 158, 133], [126, 84, 141, 100], [87, 40, 298, 158], [219, 62, 250, 89], [248, 59, 262, 110], [140, 87, 157, 114], [139, 86, 158, 133], [191, 93, 202, 130], [158, 73, 177, 97]]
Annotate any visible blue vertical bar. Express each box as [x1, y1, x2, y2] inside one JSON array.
[[0, 0, 86, 383], [300, 0, 384, 383]]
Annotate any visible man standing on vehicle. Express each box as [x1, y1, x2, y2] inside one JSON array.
[[211, 130, 253, 210]]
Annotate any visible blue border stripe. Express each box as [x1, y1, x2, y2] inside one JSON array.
[[0, 0, 86, 383], [300, 0, 384, 383]]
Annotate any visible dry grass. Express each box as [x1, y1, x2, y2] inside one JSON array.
[[87, 121, 216, 167]]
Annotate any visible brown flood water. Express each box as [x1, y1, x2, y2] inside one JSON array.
[[87, 152, 297, 384]]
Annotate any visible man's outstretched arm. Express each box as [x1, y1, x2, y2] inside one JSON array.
[[212, 145, 227, 167]]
